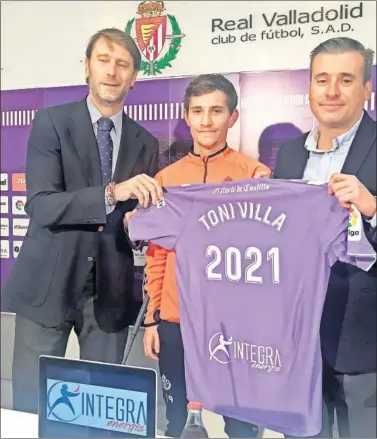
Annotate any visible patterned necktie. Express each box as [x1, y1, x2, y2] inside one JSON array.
[[97, 117, 114, 186]]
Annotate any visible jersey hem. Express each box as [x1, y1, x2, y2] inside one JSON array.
[[349, 251, 377, 271]]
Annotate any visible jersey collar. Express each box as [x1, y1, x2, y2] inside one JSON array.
[[189, 144, 230, 161]]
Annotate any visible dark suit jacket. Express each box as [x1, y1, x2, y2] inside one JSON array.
[[2, 98, 159, 332], [273, 111, 376, 374]]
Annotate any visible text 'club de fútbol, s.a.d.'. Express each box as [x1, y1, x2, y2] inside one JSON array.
[[211, 2, 365, 46]]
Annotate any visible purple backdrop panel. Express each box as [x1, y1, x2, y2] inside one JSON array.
[[1, 88, 44, 110], [125, 78, 171, 142], [1, 89, 44, 291], [239, 69, 314, 170], [168, 76, 192, 141], [1, 87, 44, 173], [156, 76, 193, 169], [43, 85, 87, 107]]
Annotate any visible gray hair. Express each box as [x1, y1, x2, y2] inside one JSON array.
[[310, 37, 374, 83]]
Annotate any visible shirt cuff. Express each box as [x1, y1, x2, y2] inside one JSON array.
[[364, 212, 377, 228]]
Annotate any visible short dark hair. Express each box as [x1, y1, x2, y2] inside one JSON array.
[[85, 28, 141, 71], [310, 37, 374, 83], [184, 74, 238, 113]]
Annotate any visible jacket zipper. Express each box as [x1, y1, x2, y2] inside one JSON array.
[[192, 145, 227, 183], [203, 157, 209, 183]]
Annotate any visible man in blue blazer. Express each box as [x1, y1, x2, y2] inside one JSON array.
[[3, 28, 163, 414], [274, 37, 376, 438]]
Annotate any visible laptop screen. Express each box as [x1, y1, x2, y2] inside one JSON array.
[[38, 356, 157, 438]]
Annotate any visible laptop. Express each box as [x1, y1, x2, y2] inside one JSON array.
[[38, 356, 157, 438]]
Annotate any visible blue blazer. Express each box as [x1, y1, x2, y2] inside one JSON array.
[[2, 98, 159, 332]]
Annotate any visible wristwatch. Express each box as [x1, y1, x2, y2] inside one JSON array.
[[105, 182, 116, 206]]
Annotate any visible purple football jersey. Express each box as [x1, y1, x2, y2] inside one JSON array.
[[128, 178, 376, 437]]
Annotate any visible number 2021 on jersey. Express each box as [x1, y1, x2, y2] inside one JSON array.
[[206, 245, 280, 284]]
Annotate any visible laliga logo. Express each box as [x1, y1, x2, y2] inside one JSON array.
[[348, 205, 361, 239], [47, 381, 80, 422], [348, 206, 358, 227], [208, 332, 233, 364]]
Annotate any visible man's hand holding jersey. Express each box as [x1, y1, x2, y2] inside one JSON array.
[[328, 173, 376, 219], [115, 174, 163, 208]]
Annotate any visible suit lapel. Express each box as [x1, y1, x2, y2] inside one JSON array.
[[341, 112, 376, 176], [67, 99, 102, 186], [277, 135, 310, 179], [113, 113, 144, 183], [292, 143, 310, 179]]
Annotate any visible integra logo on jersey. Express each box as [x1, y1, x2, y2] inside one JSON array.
[[209, 332, 281, 373]]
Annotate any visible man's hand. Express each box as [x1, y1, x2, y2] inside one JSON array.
[[328, 173, 376, 217], [143, 326, 160, 361], [254, 168, 271, 179], [124, 209, 137, 229], [114, 174, 163, 208]]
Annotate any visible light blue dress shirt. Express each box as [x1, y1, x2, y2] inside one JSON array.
[[86, 96, 124, 214], [303, 112, 376, 227]]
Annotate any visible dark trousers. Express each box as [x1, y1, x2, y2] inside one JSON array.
[[157, 320, 259, 438], [12, 269, 129, 414], [286, 362, 376, 438]]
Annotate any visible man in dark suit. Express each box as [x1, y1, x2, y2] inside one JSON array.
[[2, 28, 163, 414], [274, 37, 376, 437]]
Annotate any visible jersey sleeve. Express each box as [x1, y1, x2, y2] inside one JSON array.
[[326, 204, 377, 271], [128, 188, 191, 251]]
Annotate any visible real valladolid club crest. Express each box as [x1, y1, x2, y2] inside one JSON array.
[[125, 0, 185, 76]]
